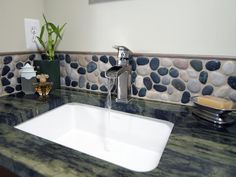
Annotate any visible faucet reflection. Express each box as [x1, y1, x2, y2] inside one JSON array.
[[105, 46, 132, 103]]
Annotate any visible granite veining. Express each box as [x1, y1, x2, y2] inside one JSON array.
[[0, 88, 236, 177]]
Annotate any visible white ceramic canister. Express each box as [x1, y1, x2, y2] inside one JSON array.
[[20, 63, 37, 94]]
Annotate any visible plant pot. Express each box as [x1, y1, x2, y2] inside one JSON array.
[[34, 60, 60, 89]]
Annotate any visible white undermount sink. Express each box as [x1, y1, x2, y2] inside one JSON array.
[[15, 102, 174, 172]]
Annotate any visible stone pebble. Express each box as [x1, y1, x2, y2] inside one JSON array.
[[135, 75, 144, 88], [109, 56, 116, 66], [86, 72, 98, 83], [65, 64, 72, 75], [60, 67, 67, 77], [153, 84, 167, 92], [229, 91, 236, 102], [87, 61, 97, 73], [190, 60, 203, 71], [79, 58, 89, 67], [71, 81, 78, 87], [100, 56, 108, 63], [169, 68, 179, 78], [202, 85, 214, 95], [137, 65, 151, 76], [65, 54, 71, 63], [222, 61, 235, 75], [4, 56, 13, 64], [161, 93, 170, 101], [205, 60, 221, 71], [4, 86, 14, 93], [171, 79, 186, 91], [161, 76, 171, 85], [17, 77, 21, 84], [161, 58, 172, 67], [187, 68, 198, 78], [131, 72, 137, 84], [136, 57, 149, 65], [150, 72, 160, 83], [57, 54, 64, 61], [214, 85, 230, 98], [209, 72, 226, 86], [179, 70, 189, 82], [78, 67, 86, 75], [169, 92, 181, 102], [70, 62, 79, 69], [129, 58, 137, 71], [146, 91, 160, 100], [10, 77, 17, 87], [228, 76, 236, 89], [100, 71, 106, 78], [173, 59, 188, 69], [70, 70, 78, 81], [1, 77, 10, 86], [92, 55, 98, 62], [150, 58, 159, 70], [86, 83, 90, 89], [15, 85, 22, 91], [158, 67, 168, 76], [143, 77, 152, 90], [60, 77, 65, 86], [167, 86, 174, 95], [100, 85, 108, 92], [65, 76, 71, 86], [2, 66, 10, 76], [187, 79, 201, 93], [7, 72, 14, 79], [138, 88, 147, 97], [132, 84, 138, 95], [199, 71, 208, 84], [98, 61, 111, 71], [181, 91, 191, 103], [91, 84, 98, 90]]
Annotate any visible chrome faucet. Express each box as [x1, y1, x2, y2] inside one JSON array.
[[105, 45, 132, 103]]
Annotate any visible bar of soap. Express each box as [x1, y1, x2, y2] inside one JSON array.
[[196, 96, 234, 110]]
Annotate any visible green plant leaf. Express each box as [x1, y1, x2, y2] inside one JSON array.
[[39, 25, 45, 39], [48, 23, 61, 39], [59, 23, 67, 33], [36, 36, 46, 50]]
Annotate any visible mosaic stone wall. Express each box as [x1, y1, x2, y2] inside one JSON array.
[[0, 54, 39, 96], [1, 52, 236, 105], [58, 53, 236, 105]]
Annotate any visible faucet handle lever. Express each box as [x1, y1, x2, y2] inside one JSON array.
[[113, 45, 132, 60], [113, 45, 130, 51]]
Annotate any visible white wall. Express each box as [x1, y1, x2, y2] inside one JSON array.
[[45, 0, 236, 56], [0, 0, 44, 53], [0, 0, 235, 56]]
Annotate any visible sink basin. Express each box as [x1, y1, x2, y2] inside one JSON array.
[[15, 102, 174, 172]]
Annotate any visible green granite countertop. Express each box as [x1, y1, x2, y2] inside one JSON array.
[[0, 88, 236, 177]]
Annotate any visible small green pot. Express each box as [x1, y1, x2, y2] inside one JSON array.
[[34, 60, 61, 89]]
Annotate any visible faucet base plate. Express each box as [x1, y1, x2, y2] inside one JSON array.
[[116, 97, 132, 103]]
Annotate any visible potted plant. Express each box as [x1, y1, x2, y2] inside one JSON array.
[[34, 14, 66, 89]]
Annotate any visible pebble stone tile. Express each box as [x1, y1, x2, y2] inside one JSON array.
[[2, 53, 236, 105], [0, 53, 41, 95]]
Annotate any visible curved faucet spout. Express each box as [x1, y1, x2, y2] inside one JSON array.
[[105, 66, 129, 78]]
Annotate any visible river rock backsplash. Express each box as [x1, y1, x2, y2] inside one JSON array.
[[1, 52, 236, 105], [58, 53, 236, 105], [0, 54, 38, 96]]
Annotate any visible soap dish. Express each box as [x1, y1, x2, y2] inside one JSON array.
[[191, 96, 236, 125]]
